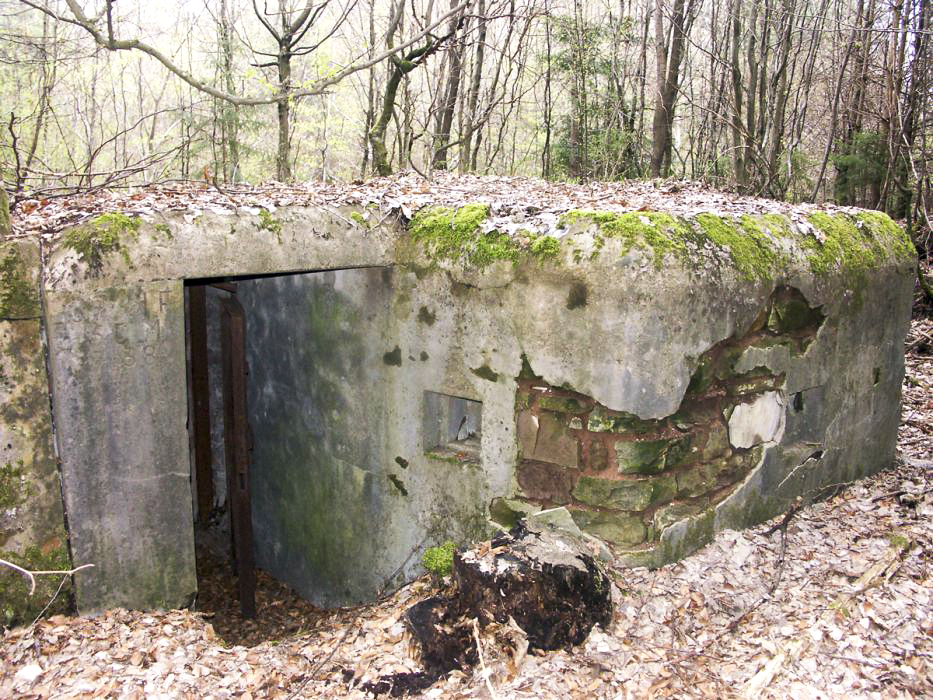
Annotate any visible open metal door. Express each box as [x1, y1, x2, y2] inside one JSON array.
[[220, 293, 256, 618]]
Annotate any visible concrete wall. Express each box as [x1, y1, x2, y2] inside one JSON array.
[[0, 240, 70, 626], [24, 202, 915, 615], [45, 282, 196, 613], [238, 268, 398, 605]]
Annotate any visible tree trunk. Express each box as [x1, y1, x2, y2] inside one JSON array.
[[460, 0, 486, 174], [651, 0, 694, 178], [276, 49, 292, 182], [433, 2, 466, 170]]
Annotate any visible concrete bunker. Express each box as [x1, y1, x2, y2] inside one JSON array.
[[0, 176, 917, 621]]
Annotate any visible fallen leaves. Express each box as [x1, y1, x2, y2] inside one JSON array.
[[8, 172, 866, 244]]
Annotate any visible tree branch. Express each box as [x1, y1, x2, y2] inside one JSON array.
[[21, 0, 473, 107], [0, 558, 94, 596]]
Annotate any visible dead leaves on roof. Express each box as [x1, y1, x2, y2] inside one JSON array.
[[9, 173, 859, 242]]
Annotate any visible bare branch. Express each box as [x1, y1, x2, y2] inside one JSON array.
[[0, 558, 94, 596], [20, 0, 474, 107]]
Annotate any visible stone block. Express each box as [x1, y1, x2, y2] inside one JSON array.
[[588, 406, 656, 434], [528, 412, 580, 468], [586, 437, 609, 471], [537, 394, 590, 414], [573, 474, 676, 511], [517, 410, 539, 458], [517, 460, 572, 504], [653, 502, 708, 532], [699, 423, 731, 461], [614, 439, 669, 474], [727, 391, 786, 448], [569, 509, 647, 547], [676, 461, 723, 497], [615, 436, 692, 474]]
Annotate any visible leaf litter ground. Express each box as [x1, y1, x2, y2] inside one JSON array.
[[1, 273, 931, 699]]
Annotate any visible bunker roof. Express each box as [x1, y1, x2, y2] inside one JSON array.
[[10, 172, 865, 241]]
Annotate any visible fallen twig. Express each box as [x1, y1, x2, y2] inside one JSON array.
[[0, 558, 94, 595], [472, 618, 500, 700]]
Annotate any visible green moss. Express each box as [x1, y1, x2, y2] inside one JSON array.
[[886, 531, 910, 550], [0, 460, 27, 509], [471, 364, 499, 382], [63, 213, 140, 271], [258, 209, 283, 243], [349, 211, 367, 227], [588, 406, 657, 434], [422, 541, 456, 577], [153, 222, 173, 239], [694, 213, 781, 280], [537, 395, 589, 414], [0, 543, 73, 628], [804, 211, 887, 278], [0, 245, 39, 318], [529, 234, 561, 260], [410, 203, 522, 268], [560, 210, 697, 268], [855, 211, 916, 262]]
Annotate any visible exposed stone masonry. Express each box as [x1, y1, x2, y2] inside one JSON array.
[[497, 286, 826, 553]]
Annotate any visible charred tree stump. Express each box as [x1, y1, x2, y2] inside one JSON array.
[[454, 522, 612, 650], [364, 521, 612, 696]]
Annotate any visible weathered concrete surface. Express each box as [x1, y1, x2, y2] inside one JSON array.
[[29, 196, 916, 614], [45, 282, 195, 612], [0, 239, 70, 625], [238, 268, 398, 606]]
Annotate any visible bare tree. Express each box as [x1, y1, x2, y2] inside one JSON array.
[[650, 0, 698, 177]]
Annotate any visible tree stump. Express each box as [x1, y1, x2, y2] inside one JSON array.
[[365, 520, 612, 696], [454, 521, 613, 650]]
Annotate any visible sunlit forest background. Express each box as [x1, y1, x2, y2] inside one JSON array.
[[0, 0, 930, 233]]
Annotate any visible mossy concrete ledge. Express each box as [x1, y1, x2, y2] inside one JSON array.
[[5, 180, 912, 617]]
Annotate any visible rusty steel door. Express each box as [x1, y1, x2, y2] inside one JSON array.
[[220, 293, 256, 618]]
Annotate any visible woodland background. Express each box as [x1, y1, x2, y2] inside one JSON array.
[[1, 0, 931, 243]]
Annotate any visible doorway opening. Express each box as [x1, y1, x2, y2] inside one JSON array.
[[182, 267, 394, 645]]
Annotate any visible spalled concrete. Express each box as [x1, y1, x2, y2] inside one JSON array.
[[1, 180, 915, 616]]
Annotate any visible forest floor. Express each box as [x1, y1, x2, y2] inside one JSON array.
[[1, 279, 931, 699]]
